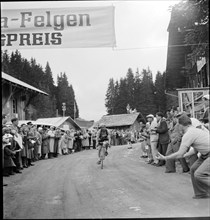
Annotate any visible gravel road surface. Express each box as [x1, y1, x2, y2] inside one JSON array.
[[3, 143, 210, 219]]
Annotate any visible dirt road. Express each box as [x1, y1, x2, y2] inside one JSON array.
[[3, 143, 210, 219]]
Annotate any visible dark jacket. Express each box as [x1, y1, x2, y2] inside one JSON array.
[[156, 119, 170, 144]]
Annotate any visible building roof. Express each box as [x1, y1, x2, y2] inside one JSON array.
[[18, 120, 36, 126], [35, 116, 81, 130], [97, 113, 140, 127], [2, 72, 48, 96], [74, 118, 94, 129]]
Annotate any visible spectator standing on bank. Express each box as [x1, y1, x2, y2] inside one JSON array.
[[82, 129, 89, 150], [54, 127, 61, 157], [27, 122, 36, 166], [144, 122, 153, 163], [33, 125, 40, 161], [66, 130, 73, 154], [10, 117, 22, 173], [119, 130, 123, 145], [88, 129, 92, 148], [139, 124, 148, 158], [156, 112, 170, 166], [60, 130, 68, 155], [70, 129, 75, 152], [48, 126, 55, 158], [41, 127, 50, 159], [146, 114, 159, 166], [2, 114, 8, 184], [92, 129, 97, 149], [165, 114, 190, 173], [3, 126, 17, 176], [115, 130, 119, 145], [20, 124, 28, 168], [74, 130, 82, 152], [36, 127, 43, 160], [126, 129, 132, 149]]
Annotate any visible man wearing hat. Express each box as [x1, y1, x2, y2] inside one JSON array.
[[155, 112, 170, 166], [146, 114, 159, 165]]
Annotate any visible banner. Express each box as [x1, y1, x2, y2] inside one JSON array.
[[1, 6, 116, 49]]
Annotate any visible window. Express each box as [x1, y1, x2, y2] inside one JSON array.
[[179, 90, 207, 118]]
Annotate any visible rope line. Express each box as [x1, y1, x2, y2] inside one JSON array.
[[113, 43, 209, 51]]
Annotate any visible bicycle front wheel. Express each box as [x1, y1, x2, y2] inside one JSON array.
[[101, 159, 103, 169]]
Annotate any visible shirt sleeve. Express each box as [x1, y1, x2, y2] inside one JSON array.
[[179, 130, 194, 152]]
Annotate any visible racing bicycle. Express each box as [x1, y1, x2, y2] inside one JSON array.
[[98, 140, 109, 169]]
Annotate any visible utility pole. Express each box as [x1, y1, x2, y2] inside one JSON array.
[[62, 102, 66, 117]]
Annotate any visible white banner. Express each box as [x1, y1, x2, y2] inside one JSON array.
[[1, 6, 116, 49]]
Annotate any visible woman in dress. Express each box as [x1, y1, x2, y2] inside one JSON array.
[[47, 126, 55, 158]]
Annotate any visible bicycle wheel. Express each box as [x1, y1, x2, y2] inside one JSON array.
[[101, 159, 103, 169], [100, 146, 105, 169]]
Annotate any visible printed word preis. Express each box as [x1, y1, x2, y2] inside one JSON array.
[[1, 32, 62, 46]]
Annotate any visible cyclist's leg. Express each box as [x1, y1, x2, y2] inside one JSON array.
[[97, 144, 102, 164], [105, 141, 109, 156]]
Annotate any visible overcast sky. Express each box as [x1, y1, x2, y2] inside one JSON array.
[[2, 0, 180, 122]]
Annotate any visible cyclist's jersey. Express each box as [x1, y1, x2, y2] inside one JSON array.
[[98, 128, 109, 142]]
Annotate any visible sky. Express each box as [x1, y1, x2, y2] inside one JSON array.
[[1, 0, 180, 122]]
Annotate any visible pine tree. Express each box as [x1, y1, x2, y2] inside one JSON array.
[[9, 50, 24, 79], [30, 62, 56, 118], [115, 78, 129, 114], [154, 71, 167, 113], [138, 68, 157, 117], [1, 50, 79, 120], [1, 50, 10, 74], [56, 72, 78, 118], [112, 80, 120, 114], [105, 78, 115, 115], [125, 68, 135, 109], [133, 68, 143, 113]]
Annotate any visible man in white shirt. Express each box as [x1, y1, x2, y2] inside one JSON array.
[[202, 94, 209, 130], [146, 114, 159, 165], [157, 114, 210, 199]]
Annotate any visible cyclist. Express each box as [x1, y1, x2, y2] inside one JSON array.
[[96, 123, 111, 165]]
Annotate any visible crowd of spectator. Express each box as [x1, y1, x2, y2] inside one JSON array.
[[137, 94, 209, 199], [138, 98, 209, 171], [109, 129, 137, 146], [2, 116, 99, 181]]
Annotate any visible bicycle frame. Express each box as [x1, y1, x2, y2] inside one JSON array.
[[99, 141, 108, 169]]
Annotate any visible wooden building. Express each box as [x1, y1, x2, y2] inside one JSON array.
[[165, 9, 209, 117], [97, 113, 141, 130], [2, 72, 48, 121], [35, 116, 81, 131]]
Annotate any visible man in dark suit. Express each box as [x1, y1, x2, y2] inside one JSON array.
[[156, 112, 170, 166]]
